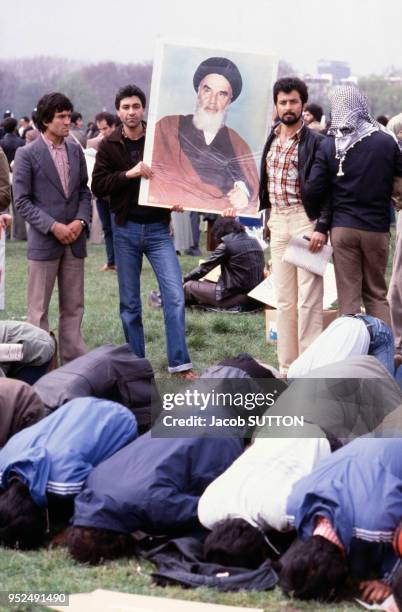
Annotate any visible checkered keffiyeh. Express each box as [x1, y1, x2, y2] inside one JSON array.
[[328, 86, 393, 176], [266, 130, 302, 207]]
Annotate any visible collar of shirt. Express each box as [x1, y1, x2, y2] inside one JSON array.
[[274, 121, 304, 143], [41, 133, 66, 151]]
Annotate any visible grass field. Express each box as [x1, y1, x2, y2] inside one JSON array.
[[1, 236, 390, 611]]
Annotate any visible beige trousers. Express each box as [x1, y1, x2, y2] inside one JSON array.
[[27, 246, 87, 365], [269, 205, 323, 373]]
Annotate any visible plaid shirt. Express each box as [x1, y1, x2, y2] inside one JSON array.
[[266, 124, 303, 207]]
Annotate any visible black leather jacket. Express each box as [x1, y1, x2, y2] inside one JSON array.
[[259, 124, 331, 234], [184, 231, 265, 301]]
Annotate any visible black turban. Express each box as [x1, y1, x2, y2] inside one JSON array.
[[193, 57, 243, 102]]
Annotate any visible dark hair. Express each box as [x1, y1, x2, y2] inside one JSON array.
[[204, 519, 269, 569], [273, 77, 308, 105], [36, 92, 73, 133], [31, 110, 38, 127], [3, 117, 18, 134], [392, 565, 402, 610], [71, 111, 82, 124], [22, 116, 30, 123], [95, 112, 116, 127], [376, 115, 389, 127], [212, 217, 245, 242], [115, 85, 146, 110], [67, 526, 134, 564], [304, 103, 323, 122], [278, 536, 348, 600], [0, 479, 47, 549]]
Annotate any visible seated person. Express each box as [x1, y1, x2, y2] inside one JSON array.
[[0, 320, 56, 383], [200, 431, 331, 569], [280, 437, 402, 603], [34, 344, 155, 432], [183, 217, 265, 309], [0, 397, 137, 549], [288, 314, 394, 379], [0, 379, 46, 447]]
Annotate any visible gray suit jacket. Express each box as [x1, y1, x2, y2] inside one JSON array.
[[13, 136, 91, 260]]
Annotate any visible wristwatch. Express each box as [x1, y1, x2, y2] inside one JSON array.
[[79, 219, 87, 229]]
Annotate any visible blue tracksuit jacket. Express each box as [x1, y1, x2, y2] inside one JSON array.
[[0, 397, 137, 507]]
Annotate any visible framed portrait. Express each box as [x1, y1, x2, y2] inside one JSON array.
[[139, 40, 277, 217]]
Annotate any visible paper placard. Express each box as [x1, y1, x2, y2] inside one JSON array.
[[249, 263, 338, 310], [48, 589, 264, 612], [198, 260, 222, 283]]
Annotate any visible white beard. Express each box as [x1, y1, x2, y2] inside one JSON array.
[[192, 103, 227, 138]]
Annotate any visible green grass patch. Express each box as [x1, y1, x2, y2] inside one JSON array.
[[1, 228, 395, 610]]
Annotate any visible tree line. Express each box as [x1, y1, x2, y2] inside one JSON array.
[[0, 57, 401, 123]]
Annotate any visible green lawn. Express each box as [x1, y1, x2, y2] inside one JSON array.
[[0, 237, 386, 611]]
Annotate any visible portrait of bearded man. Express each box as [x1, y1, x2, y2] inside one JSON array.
[[147, 56, 260, 215]]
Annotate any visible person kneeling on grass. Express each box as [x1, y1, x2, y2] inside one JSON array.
[[67, 431, 244, 564], [287, 314, 395, 379], [66, 352, 284, 565], [0, 320, 56, 383], [199, 429, 331, 569], [0, 379, 46, 447], [280, 437, 402, 604], [183, 216, 265, 310], [0, 397, 137, 549]]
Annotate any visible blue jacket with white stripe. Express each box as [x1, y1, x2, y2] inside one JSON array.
[[287, 437, 402, 582], [0, 397, 138, 507]]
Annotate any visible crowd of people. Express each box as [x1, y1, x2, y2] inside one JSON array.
[[0, 71, 402, 609]]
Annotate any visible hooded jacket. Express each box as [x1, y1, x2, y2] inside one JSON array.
[[0, 397, 137, 507]]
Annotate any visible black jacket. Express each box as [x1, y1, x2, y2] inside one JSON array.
[[91, 124, 169, 225], [305, 131, 402, 232], [184, 231, 265, 301], [259, 124, 331, 234]]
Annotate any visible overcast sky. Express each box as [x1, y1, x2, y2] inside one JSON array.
[[2, 0, 401, 76]]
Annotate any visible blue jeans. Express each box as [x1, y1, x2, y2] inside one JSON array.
[[112, 219, 192, 373], [96, 199, 115, 266], [355, 314, 394, 376]]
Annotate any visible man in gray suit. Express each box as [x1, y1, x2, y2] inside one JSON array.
[[13, 93, 91, 364]]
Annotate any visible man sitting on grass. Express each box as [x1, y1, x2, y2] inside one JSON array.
[[183, 217, 265, 311]]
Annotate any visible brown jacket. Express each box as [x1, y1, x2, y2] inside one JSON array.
[[91, 124, 144, 225], [0, 379, 46, 447]]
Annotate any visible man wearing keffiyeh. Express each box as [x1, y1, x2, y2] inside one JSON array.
[[306, 86, 402, 327]]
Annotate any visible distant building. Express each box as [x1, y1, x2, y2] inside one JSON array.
[[318, 60, 351, 82]]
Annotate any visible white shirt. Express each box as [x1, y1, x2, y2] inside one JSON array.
[[198, 433, 330, 532], [288, 317, 370, 379]]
